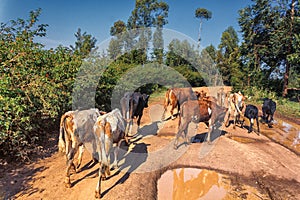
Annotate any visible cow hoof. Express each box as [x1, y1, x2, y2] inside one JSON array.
[[111, 165, 118, 171], [95, 191, 101, 199], [65, 182, 71, 188], [207, 141, 212, 145]]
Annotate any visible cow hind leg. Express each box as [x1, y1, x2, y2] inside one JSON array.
[[65, 144, 79, 188], [95, 163, 103, 199], [256, 116, 260, 135], [174, 120, 188, 150], [248, 118, 254, 133], [76, 145, 84, 171], [206, 119, 213, 144], [225, 113, 231, 127]]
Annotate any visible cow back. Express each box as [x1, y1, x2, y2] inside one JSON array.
[[173, 87, 197, 104], [245, 104, 258, 119]]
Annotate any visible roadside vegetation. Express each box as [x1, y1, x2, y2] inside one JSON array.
[[0, 0, 299, 161]]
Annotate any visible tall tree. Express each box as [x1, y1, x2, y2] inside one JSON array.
[[127, 0, 169, 63], [70, 28, 97, 58], [195, 8, 212, 49], [217, 26, 240, 86], [238, 0, 300, 96], [108, 20, 127, 60]]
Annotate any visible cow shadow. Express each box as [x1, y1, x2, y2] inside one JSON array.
[[129, 121, 161, 144], [191, 129, 227, 144], [162, 113, 179, 121], [101, 142, 148, 198]]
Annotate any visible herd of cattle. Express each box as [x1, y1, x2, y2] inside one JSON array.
[[57, 87, 276, 198]]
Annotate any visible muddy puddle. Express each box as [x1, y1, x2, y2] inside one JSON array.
[[261, 119, 300, 154], [157, 168, 269, 200]]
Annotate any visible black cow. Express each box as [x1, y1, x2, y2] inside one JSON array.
[[120, 92, 149, 142], [262, 98, 276, 127], [241, 104, 260, 134]]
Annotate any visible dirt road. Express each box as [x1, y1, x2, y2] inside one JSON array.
[[1, 97, 299, 200]]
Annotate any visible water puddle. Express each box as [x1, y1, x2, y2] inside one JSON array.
[[157, 168, 268, 200], [228, 136, 257, 144], [264, 119, 300, 153]]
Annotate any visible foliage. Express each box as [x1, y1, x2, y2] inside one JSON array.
[[244, 86, 300, 118], [70, 28, 97, 58], [238, 0, 300, 96], [0, 9, 82, 160]]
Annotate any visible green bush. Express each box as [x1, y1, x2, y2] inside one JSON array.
[[0, 10, 81, 160]]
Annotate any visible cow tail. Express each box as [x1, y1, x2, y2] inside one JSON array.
[[100, 121, 112, 168], [58, 114, 67, 153], [164, 89, 171, 108]]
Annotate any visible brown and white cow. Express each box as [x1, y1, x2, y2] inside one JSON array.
[[174, 99, 228, 149], [225, 92, 246, 129], [162, 87, 197, 120], [58, 108, 101, 188], [93, 108, 126, 199]]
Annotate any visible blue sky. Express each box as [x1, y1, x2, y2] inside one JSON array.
[[0, 0, 252, 49]]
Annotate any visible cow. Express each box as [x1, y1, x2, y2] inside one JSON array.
[[93, 108, 126, 199], [217, 88, 227, 107], [225, 92, 246, 129], [120, 92, 149, 142], [195, 90, 218, 104], [174, 99, 228, 149], [162, 87, 197, 120], [262, 98, 276, 127], [58, 108, 101, 188], [241, 104, 260, 134]]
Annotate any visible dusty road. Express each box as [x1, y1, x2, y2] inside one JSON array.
[[1, 96, 300, 200]]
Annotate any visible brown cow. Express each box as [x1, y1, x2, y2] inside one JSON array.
[[174, 99, 228, 149], [162, 87, 197, 120], [93, 108, 126, 199], [195, 90, 218, 104], [225, 92, 246, 129], [58, 108, 101, 188]]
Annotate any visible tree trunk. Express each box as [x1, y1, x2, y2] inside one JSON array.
[[282, 0, 295, 97], [283, 62, 290, 97], [198, 20, 202, 49]]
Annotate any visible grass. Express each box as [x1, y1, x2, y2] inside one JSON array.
[[150, 86, 300, 119], [244, 86, 300, 119]]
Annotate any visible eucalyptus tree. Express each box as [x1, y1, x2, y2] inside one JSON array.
[[195, 8, 212, 49], [127, 0, 168, 63]]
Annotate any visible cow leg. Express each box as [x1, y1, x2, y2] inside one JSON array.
[[162, 102, 169, 121], [233, 113, 237, 129], [76, 144, 84, 171], [225, 112, 231, 127], [65, 143, 79, 188], [112, 147, 118, 170], [206, 119, 212, 144], [137, 114, 142, 131], [124, 120, 132, 144], [170, 103, 176, 120], [240, 118, 245, 129], [174, 119, 188, 149], [256, 116, 260, 135], [248, 118, 254, 133], [95, 163, 103, 199]]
